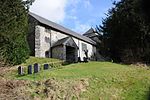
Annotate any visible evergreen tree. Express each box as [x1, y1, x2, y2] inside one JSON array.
[[97, 0, 150, 64], [0, 0, 34, 66]]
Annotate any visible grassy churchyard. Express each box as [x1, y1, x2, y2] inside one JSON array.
[[1, 57, 150, 100]]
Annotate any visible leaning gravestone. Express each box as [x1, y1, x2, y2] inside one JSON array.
[[34, 63, 40, 73], [18, 66, 24, 75], [44, 64, 49, 70], [28, 65, 32, 74]]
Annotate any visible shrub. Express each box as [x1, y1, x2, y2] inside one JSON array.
[[0, 0, 30, 66]]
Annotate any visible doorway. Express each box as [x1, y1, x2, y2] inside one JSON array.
[[66, 46, 76, 63]]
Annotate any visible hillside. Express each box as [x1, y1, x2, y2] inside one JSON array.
[[0, 57, 150, 100]]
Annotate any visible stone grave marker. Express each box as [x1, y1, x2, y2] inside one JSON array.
[[28, 65, 32, 74], [18, 66, 24, 75], [34, 63, 40, 73], [44, 64, 49, 70]]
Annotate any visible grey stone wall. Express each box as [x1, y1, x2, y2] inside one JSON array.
[[39, 26, 51, 57], [51, 30, 68, 46], [52, 45, 65, 60], [35, 26, 41, 57]]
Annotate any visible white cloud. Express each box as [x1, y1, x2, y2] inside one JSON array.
[[67, 0, 92, 9], [83, 0, 92, 9], [29, 0, 92, 34], [29, 0, 67, 23], [65, 0, 93, 34], [66, 15, 77, 20], [67, 0, 81, 7], [73, 22, 91, 34]]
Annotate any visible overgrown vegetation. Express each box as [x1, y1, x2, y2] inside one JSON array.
[[0, 0, 34, 66], [96, 0, 150, 64]]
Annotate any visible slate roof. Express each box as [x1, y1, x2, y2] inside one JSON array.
[[52, 37, 78, 49], [83, 28, 95, 35], [29, 12, 96, 45], [52, 37, 69, 47], [83, 28, 99, 38]]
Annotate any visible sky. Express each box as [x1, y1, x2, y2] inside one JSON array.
[[29, 0, 121, 34]]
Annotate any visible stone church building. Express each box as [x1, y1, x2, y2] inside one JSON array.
[[28, 12, 98, 62]]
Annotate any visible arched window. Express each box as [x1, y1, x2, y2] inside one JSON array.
[[45, 51, 49, 58]]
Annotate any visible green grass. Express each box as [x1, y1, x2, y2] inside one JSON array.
[[7, 56, 62, 79], [15, 61, 150, 100], [21, 56, 62, 66]]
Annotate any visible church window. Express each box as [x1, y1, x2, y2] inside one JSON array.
[[82, 43, 87, 51]]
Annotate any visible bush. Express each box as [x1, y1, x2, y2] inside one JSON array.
[[0, 0, 29, 66]]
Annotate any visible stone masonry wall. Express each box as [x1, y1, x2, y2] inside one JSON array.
[[51, 30, 68, 46], [35, 25, 41, 57], [35, 25, 51, 58], [39, 27, 51, 57], [52, 45, 65, 60]]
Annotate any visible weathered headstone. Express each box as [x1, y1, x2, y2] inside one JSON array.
[[18, 66, 24, 75], [34, 63, 40, 73], [28, 65, 32, 74], [44, 64, 49, 70]]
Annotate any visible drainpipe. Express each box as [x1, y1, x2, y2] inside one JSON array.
[[78, 39, 80, 59], [63, 44, 66, 61], [49, 29, 52, 58]]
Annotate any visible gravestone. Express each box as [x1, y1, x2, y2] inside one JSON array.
[[18, 66, 24, 75], [28, 65, 32, 74], [34, 63, 40, 73], [44, 64, 49, 70]]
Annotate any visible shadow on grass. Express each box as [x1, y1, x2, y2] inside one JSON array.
[[62, 61, 89, 66], [147, 87, 150, 100], [62, 61, 78, 66]]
